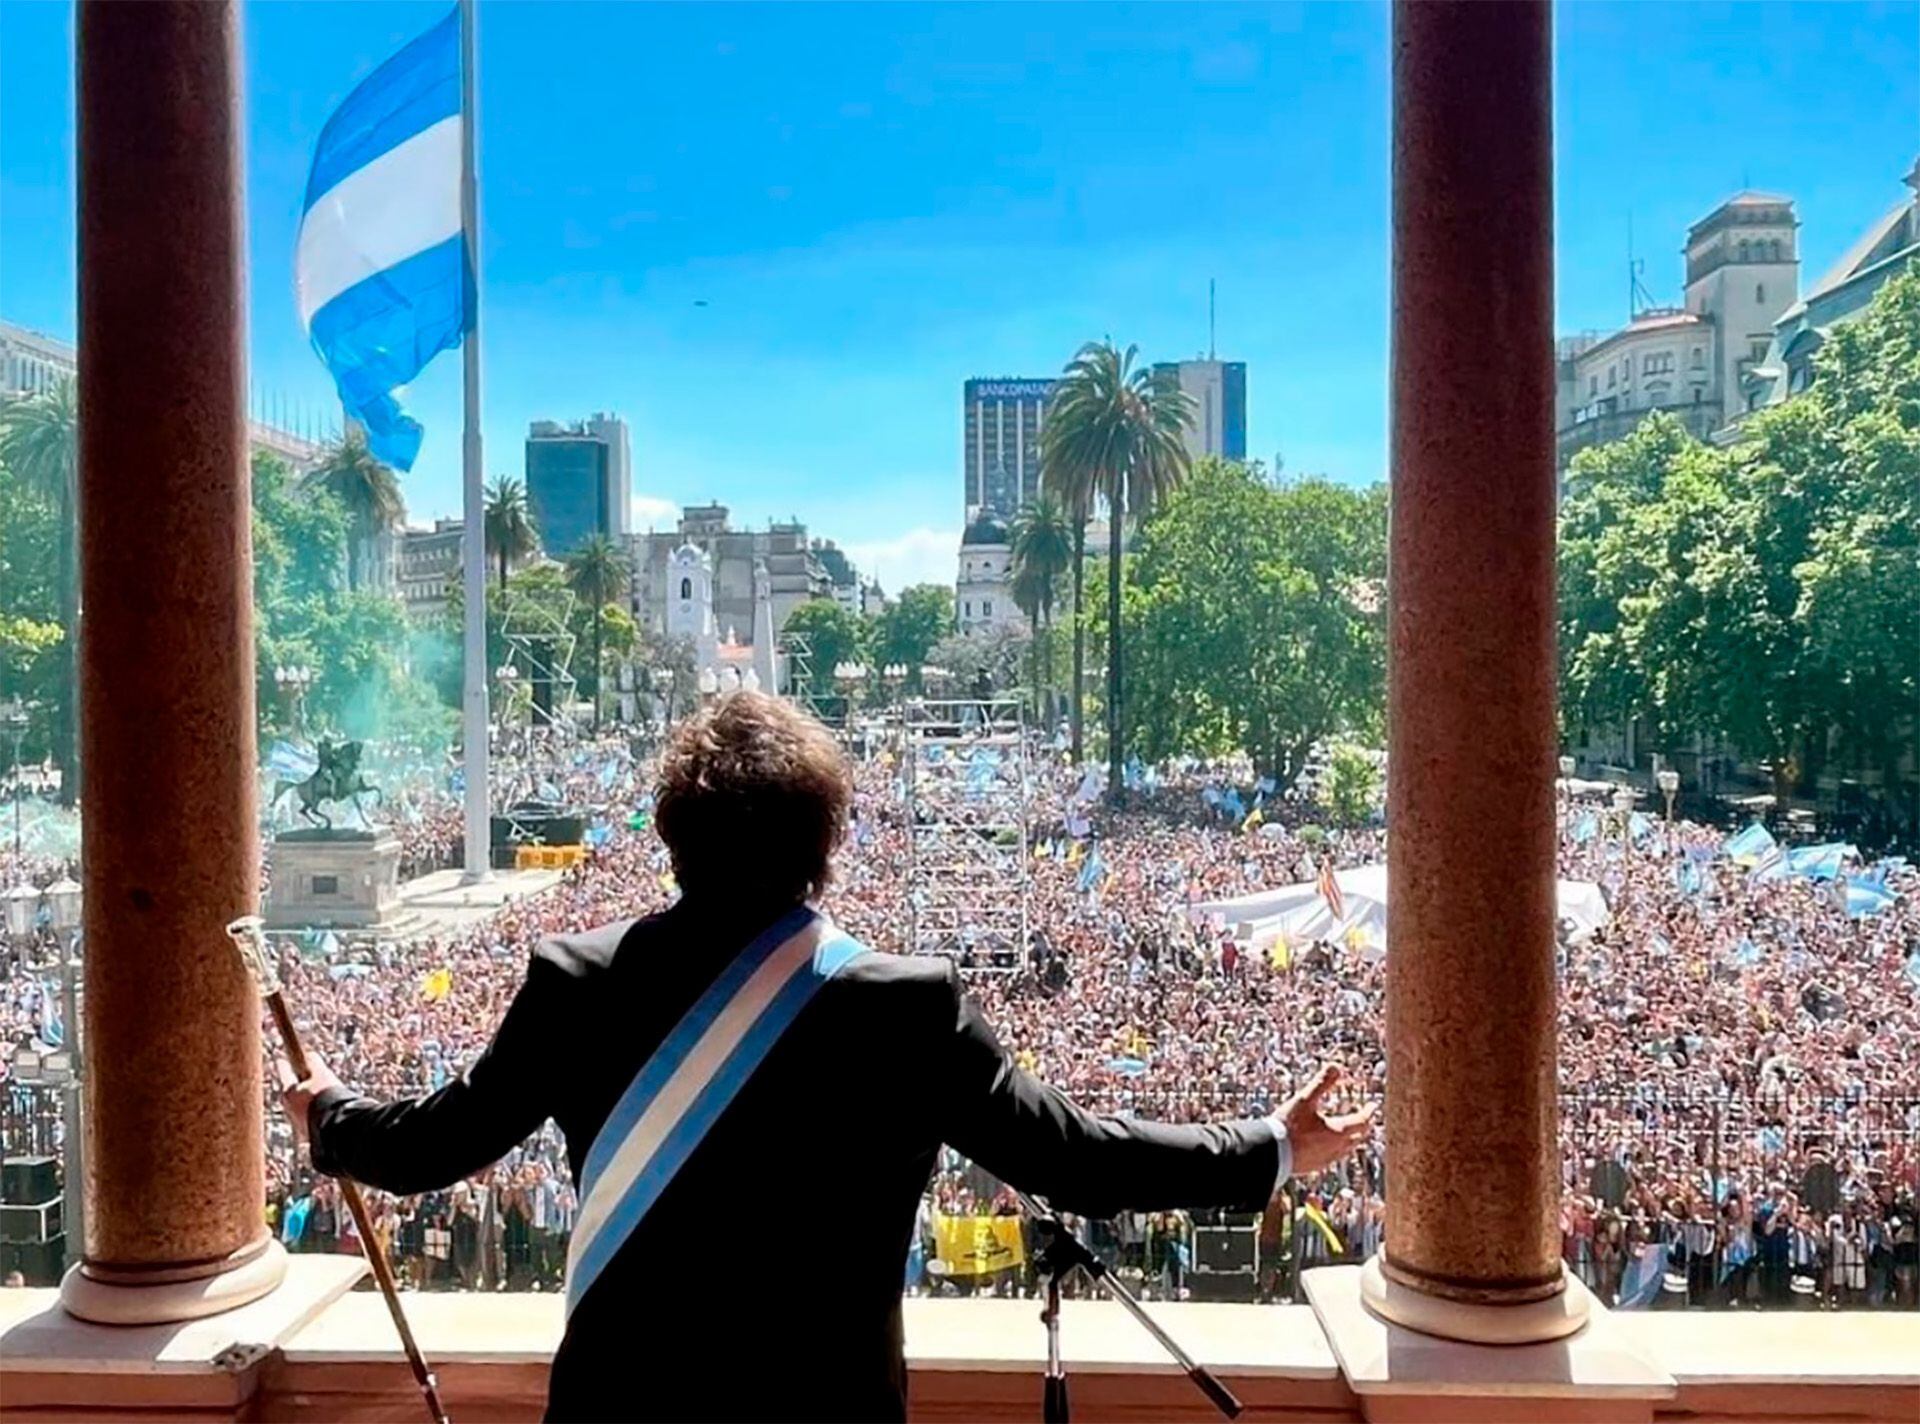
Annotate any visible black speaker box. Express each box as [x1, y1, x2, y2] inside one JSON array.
[[2, 1155, 58, 1206]]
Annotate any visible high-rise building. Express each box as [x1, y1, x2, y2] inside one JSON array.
[[1152, 359, 1247, 462], [525, 413, 631, 557], [962, 378, 1055, 519]]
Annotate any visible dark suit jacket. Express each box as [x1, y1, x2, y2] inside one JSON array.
[[309, 893, 1282, 1422]]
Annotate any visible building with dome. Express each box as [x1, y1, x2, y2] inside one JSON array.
[[955, 513, 1020, 637]]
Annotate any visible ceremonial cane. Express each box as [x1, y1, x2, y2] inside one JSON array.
[[227, 916, 452, 1424]]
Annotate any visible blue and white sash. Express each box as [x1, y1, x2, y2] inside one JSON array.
[[564, 905, 863, 1316]]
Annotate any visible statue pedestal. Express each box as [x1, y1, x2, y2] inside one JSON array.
[[265, 829, 404, 933]]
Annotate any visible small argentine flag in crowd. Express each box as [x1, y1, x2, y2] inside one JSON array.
[[296, 6, 471, 470]]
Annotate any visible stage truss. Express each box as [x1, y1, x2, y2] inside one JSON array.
[[778, 629, 829, 720], [499, 587, 581, 732], [903, 696, 1030, 971]]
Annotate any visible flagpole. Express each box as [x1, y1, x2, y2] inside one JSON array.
[[458, 0, 491, 884]]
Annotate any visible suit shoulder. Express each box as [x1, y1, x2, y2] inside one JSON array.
[[826, 947, 960, 1015], [532, 913, 649, 978]]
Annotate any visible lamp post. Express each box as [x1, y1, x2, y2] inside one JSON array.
[[1611, 786, 1637, 857], [651, 666, 675, 730], [833, 661, 868, 729], [696, 667, 719, 703], [3, 700, 29, 863], [273, 664, 314, 738], [1656, 767, 1680, 826], [493, 663, 521, 731], [1557, 754, 1575, 823]]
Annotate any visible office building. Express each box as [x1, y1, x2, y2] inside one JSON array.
[[397, 518, 464, 622], [1740, 157, 1918, 416], [2, 319, 324, 468], [963, 377, 1055, 519], [525, 413, 631, 557], [1152, 359, 1247, 462], [1557, 192, 1799, 466]]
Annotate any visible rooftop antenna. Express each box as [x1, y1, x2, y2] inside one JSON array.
[[1208, 277, 1217, 361], [1627, 212, 1657, 319]]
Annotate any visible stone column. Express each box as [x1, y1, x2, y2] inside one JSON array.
[[63, 0, 285, 1323], [1365, 0, 1585, 1343]]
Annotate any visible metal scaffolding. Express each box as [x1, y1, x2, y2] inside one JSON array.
[[903, 695, 1029, 970]]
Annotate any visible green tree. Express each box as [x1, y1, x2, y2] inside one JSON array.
[[1123, 459, 1386, 785], [564, 533, 631, 727], [870, 583, 954, 692], [308, 429, 405, 592], [1042, 341, 1196, 799], [1556, 270, 1919, 833], [0, 378, 78, 801], [782, 597, 869, 711], [1010, 493, 1074, 726], [1317, 743, 1383, 826], [484, 474, 540, 588]]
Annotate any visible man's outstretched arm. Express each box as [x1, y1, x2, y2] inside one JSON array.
[[935, 967, 1373, 1218], [283, 954, 566, 1197]]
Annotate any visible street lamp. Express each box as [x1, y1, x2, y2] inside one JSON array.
[[1556, 754, 1576, 822], [1656, 768, 1680, 824], [741, 667, 761, 693], [4, 699, 30, 863], [273, 664, 314, 736], [4, 881, 38, 939], [696, 667, 719, 701], [1611, 786, 1637, 855]]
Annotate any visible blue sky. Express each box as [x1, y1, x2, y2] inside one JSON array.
[[3, 1, 1916, 593]]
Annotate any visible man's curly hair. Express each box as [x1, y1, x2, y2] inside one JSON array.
[[653, 691, 851, 903]]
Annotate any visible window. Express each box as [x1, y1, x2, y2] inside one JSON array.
[[1756, 283, 1765, 303], [963, 600, 972, 618], [311, 875, 339, 897], [1737, 240, 1749, 261], [1770, 239, 1782, 260], [679, 576, 691, 600], [1691, 347, 1705, 368], [1607, 367, 1615, 389], [983, 599, 992, 617], [1589, 376, 1598, 397]]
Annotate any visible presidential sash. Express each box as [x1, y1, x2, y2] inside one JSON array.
[[564, 905, 863, 1316]]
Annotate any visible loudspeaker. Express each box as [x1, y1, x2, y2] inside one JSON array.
[[1194, 1225, 1257, 1272], [1186, 1268, 1257, 1302], [2, 1155, 58, 1205], [0, 1234, 67, 1286], [1, 1198, 63, 1243]]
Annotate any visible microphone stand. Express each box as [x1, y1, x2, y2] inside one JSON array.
[[1014, 1189, 1241, 1423]]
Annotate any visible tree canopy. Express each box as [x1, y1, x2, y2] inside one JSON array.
[[1559, 268, 1918, 828], [1121, 457, 1386, 785]]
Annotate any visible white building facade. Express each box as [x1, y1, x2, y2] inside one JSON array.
[[956, 515, 1021, 637]]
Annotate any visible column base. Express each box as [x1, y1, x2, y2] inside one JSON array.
[[1360, 1255, 1590, 1344], [61, 1239, 289, 1325]]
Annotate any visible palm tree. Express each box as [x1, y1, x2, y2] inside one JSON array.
[[1041, 342, 1195, 799], [563, 533, 630, 727], [484, 475, 540, 588], [1010, 493, 1074, 727], [0, 379, 79, 804], [308, 428, 404, 591]]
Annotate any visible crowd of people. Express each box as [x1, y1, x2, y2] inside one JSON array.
[[3, 719, 1915, 1309]]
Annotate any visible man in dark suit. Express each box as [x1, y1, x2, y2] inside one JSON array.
[[285, 692, 1374, 1422]]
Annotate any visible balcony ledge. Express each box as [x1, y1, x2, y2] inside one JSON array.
[[2, 1270, 1916, 1423]]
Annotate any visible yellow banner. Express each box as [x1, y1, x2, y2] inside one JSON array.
[[932, 1213, 1027, 1276]]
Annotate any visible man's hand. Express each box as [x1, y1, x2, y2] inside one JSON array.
[[1281, 1065, 1377, 1177], [275, 1054, 342, 1147]]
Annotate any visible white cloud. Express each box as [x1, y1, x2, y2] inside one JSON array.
[[842, 526, 958, 599], [630, 492, 679, 530]]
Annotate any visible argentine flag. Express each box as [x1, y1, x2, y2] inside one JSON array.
[[296, 7, 471, 471]]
